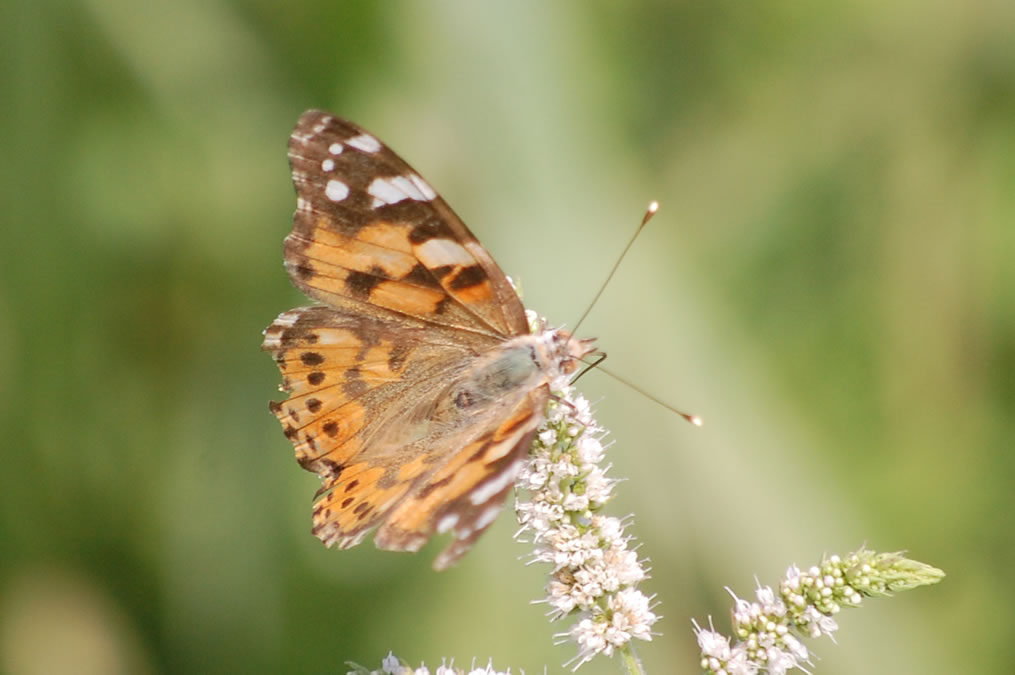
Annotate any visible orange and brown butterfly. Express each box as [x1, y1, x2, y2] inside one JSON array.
[[263, 110, 596, 570]]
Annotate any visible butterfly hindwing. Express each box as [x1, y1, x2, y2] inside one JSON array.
[[263, 303, 549, 567], [264, 306, 476, 474], [377, 388, 546, 570]]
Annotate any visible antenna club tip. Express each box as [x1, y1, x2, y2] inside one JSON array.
[[683, 414, 703, 427], [641, 201, 659, 226]]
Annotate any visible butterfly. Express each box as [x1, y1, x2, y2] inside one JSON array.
[[263, 110, 596, 570]]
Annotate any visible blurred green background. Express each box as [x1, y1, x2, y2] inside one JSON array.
[[2, 1, 1012, 673]]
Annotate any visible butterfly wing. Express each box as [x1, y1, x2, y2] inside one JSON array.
[[285, 109, 529, 338], [375, 387, 546, 570], [263, 306, 547, 569], [264, 110, 547, 568]]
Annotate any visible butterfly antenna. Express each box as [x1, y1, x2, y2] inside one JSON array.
[[570, 201, 699, 427], [572, 201, 659, 336], [597, 363, 702, 426], [572, 351, 608, 383]]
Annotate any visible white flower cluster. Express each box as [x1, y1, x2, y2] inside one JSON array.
[[348, 652, 513, 675], [693, 548, 945, 674], [514, 326, 657, 670]]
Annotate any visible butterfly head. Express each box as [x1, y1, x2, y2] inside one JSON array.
[[542, 329, 598, 377]]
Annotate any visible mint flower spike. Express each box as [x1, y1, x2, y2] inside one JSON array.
[[515, 312, 658, 674], [693, 547, 945, 675], [347, 652, 515, 675]]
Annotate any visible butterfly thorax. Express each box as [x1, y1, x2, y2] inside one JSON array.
[[434, 329, 596, 422]]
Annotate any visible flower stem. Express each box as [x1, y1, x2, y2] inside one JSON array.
[[619, 644, 646, 675]]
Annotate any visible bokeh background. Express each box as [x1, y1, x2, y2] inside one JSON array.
[[2, 1, 1012, 673]]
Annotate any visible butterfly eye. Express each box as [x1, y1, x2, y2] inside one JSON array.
[[560, 359, 579, 375]]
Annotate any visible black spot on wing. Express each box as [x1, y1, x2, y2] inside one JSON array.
[[404, 262, 442, 287], [448, 265, 488, 290], [279, 327, 319, 347], [341, 367, 368, 398], [301, 352, 325, 366], [318, 459, 342, 478], [430, 265, 455, 280], [408, 220, 456, 245], [295, 263, 315, 280], [387, 343, 411, 371], [433, 297, 452, 315], [345, 267, 384, 300]]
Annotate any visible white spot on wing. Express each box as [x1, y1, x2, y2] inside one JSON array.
[[336, 531, 369, 549], [274, 311, 300, 327], [415, 238, 474, 267], [296, 196, 311, 212], [328, 142, 343, 155], [314, 330, 356, 346], [437, 513, 459, 534], [347, 133, 381, 153], [409, 173, 437, 200], [325, 179, 349, 202], [368, 176, 408, 207], [400, 534, 427, 552], [394, 175, 428, 200], [321, 158, 335, 172], [468, 463, 522, 505], [367, 175, 434, 208], [473, 504, 503, 532]]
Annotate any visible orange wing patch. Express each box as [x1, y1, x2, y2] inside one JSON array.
[[310, 462, 412, 549], [291, 220, 418, 277], [376, 389, 546, 570], [263, 307, 419, 475]]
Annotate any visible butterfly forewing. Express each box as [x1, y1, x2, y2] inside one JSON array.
[[285, 110, 528, 338]]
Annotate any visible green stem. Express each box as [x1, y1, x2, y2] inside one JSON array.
[[619, 643, 646, 675]]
